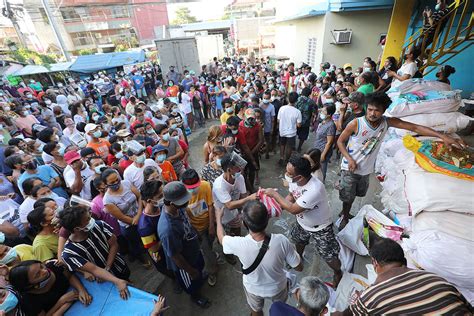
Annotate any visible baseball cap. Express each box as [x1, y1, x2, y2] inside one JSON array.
[[347, 91, 365, 104], [163, 181, 191, 205], [116, 129, 132, 138], [244, 108, 256, 119], [152, 144, 169, 157], [181, 169, 201, 189], [343, 63, 352, 69], [84, 123, 98, 134], [123, 140, 145, 156], [64, 150, 81, 164]]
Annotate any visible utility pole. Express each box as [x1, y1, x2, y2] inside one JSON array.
[[2, 0, 28, 48], [40, 0, 70, 61]]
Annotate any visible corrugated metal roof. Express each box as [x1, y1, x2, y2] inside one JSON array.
[[69, 50, 146, 73], [12, 61, 73, 76], [181, 20, 232, 32]]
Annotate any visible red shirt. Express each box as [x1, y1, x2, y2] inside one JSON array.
[[238, 121, 261, 150], [130, 118, 155, 133], [220, 124, 247, 146]]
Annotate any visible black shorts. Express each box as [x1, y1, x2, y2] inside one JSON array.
[[279, 136, 296, 148], [297, 126, 310, 141]]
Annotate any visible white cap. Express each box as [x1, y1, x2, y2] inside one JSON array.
[[84, 123, 99, 134]]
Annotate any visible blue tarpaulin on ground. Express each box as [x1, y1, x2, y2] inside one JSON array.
[[65, 275, 157, 316], [69, 50, 146, 73]]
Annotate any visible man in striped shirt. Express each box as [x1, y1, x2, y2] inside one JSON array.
[[335, 238, 472, 315], [58, 204, 131, 300]]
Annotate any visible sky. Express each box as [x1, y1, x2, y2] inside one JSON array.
[[167, 0, 234, 22]]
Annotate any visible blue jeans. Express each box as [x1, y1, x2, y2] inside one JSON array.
[[321, 149, 333, 183]]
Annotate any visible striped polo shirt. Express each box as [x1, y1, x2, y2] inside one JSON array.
[[351, 269, 472, 315]]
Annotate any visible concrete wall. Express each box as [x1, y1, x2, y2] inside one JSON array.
[[321, 9, 391, 67], [274, 15, 326, 67]]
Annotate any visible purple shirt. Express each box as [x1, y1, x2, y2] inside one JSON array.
[[91, 195, 121, 236]]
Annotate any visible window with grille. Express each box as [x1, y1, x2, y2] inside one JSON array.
[[307, 37, 317, 68], [71, 32, 94, 46]]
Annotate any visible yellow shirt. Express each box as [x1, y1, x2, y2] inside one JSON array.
[[186, 181, 213, 232], [32, 234, 58, 262], [14, 244, 36, 261], [220, 111, 234, 125]]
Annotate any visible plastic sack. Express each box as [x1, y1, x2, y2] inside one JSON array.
[[404, 135, 474, 181], [386, 89, 461, 118], [337, 205, 402, 256], [333, 273, 371, 311], [404, 168, 473, 215], [387, 79, 452, 100], [392, 112, 473, 137], [412, 211, 474, 242], [257, 189, 282, 217], [337, 238, 355, 273], [402, 230, 474, 302]]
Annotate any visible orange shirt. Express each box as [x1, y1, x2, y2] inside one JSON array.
[[159, 160, 177, 183], [87, 138, 111, 159]]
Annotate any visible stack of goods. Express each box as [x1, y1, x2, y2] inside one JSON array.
[[375, 79, 474, 304]]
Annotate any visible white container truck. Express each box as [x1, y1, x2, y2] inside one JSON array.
[[155, 35, 224, 75]]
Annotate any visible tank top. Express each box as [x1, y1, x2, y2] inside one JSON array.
[[341, 116, 388, 175]]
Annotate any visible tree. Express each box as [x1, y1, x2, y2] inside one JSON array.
[[171, 7, 198, 25], [8, 48, 57, 65]]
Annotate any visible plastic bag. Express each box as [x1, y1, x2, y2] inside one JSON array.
[[404, 135, 474, 181], [333, 273, 370, 311], [412, 211, 474, 242], [387, 79, 452, 100], [257, 189, 282, 217], [392, 112, 472, 137]]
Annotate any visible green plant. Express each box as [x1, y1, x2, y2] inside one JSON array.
[[8, 48, 57, 65], [171, 7, 198, 25]]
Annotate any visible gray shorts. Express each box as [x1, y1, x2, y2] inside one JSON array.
[[339, 170, 370, 203], [244, 283, 288, 312], [290, 223, 340, 261], [279, 136, 296, 148]]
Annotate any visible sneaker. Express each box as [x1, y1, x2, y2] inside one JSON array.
[[208, 274, 217, 286]]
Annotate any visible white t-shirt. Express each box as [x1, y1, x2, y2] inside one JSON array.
[[123, 159, 160, 189], [277, 105, 302, 137], [289, 176, 332, 231], [179, 93, 192, 114], [212, 174, 246, 225], [312, 169, 324, 183], [223, 233, 300, 296], [63, 164, 95, 200], [19, 197, 36, 224], [391, 62, 418, 89]]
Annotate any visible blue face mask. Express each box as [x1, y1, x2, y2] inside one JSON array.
[[232, 171, 241, 179], [156, 154, 166, 163], [58, 146, 66, 156], [161, 133, 170, 141], [0, 290, 18, 312], [171, 123, 178, 129], [0, 247, 17, 265]]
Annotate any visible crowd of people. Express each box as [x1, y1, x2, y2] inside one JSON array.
[[0, 49, 470, 316]]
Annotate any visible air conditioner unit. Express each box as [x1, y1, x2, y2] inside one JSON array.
[[332, 29, 352, 44]]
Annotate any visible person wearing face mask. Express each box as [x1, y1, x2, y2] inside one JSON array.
[[239, 109, 263, 193], [295, 87, 316, 153], [166, 65, 181, 85], [63, 150, 95, 200], [27, 205, 60, 262], [84, 123, 111, 159], [201, 145, 225, 185], [212, 153, 257, 257], [158, 181, 211, 308], [165, 80, 179, 97], [131, 70, 147, 101], [0, 243, 34, 267], [17, 154, 66, 198], [356, 72, 375, 95], [314, 104, 336, 182], [203, 125, 223, 164], [208, 79, 223, 118], [12, 107, 39, 137], [58, 204, 131, 301], [9, 259, 92, 316], [216, 200, 303, 316], [137, 180, 175, 279], [220, 98, 235, 125], [337, 92, 366, 133], [387, 46, 419, 89], [152, 145, 177, 183], [154, 124, 185, 177], [262, 155, 343, 287], [123, 145, 160, 190], [334, 238, 472, 315], [102, 168, 148, 265], [181, 169, 218, 287]]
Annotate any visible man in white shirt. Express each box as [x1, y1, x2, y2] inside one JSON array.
[[63, 150, 95, 200], [216, 200, 302, 316], [263, 155, 342, 286], [123, 147, 160, 189], [277, 92, 302, 165]]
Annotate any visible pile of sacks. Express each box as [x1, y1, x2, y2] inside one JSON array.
[[376, 79, 474, 304]]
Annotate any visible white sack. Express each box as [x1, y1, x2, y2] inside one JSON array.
[[412, 211, 474, 242], [392, 112, 473, 137], [333, 273, 371, 311]]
